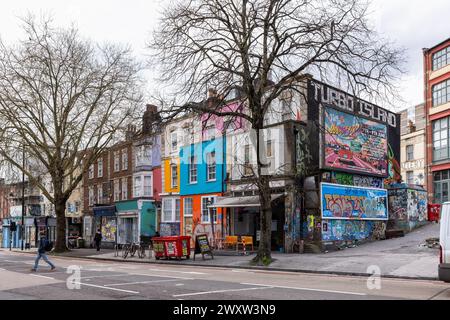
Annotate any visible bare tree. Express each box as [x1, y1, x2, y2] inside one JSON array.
[[0, 16, 144, 252], [149, 0, 403, 265]]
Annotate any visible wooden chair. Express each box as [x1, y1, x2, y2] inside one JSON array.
[[223, 236, 238, 250], [239, 236, 254, 251]]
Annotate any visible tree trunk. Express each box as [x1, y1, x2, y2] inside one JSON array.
[[252, 175, 272, 265], [54, 199, 68, 253]]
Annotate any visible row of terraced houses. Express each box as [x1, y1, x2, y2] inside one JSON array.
[[1, 37, 449, 253]]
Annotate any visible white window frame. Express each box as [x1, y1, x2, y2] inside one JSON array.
[[189, 155, 197, 184], [97, 158, 103, 178], [171, 131, 178, 153], [88, 186, 94, 206], [206, 151, 216, 181], [201, 196, 217, 223], [184, 197, 193, 217], [162, 197, 180, 222], [114, 179, 120, 202], [122, 178, 128, 200], [88, 164, 94, 179], [114, 151, 120, 172], [171, 164, 178, 188], [122, 149, 128, 171], [133, 173, 153, 198], [97, 184, 103, 204]]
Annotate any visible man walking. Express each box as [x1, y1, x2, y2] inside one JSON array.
[[94, 229, 102, 252], [31, 231, 55, 272]]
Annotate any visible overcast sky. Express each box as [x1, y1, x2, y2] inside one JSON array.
[[0, 0, 448, 112]]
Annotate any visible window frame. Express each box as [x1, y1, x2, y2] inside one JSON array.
[[406, 145, 414, 162], [432, 79, 450, 107], [97, 158, 103, 178], [122, 149, 128, 171], [433, 117, 450, 161], [189, 155, 198, 184], [432, 46, 450, 71], [162, 197, 180, 222], [184, 197, 193, 217], [171, 164, 178, 188], [206, 151, 217, 181], [201, 196, 217, 223]]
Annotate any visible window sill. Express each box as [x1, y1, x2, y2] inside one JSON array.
[[207, 179, 217, 182]]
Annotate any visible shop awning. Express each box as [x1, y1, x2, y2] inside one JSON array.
[[208, 194, 284, 208], [93, 205, 116, 217]]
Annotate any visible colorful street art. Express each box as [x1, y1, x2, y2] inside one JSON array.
[[407, 189, 427, 222], [388, 186, 428, 232], [353, 175, 384, 188], [324, 107, 388, 177], [384, 144, 402, 187], [322, 220, 373, 241], [388, 188, 408, 221], [321, 183, 388, 220]]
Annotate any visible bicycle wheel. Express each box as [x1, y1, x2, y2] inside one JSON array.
[[138, 245, 146, 258], [122, 244, 130, 259], [130, 244, 137, 257]]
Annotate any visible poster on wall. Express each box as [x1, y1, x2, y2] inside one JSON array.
[[101, 217, 116, 242], [160, 222, 181, 236], [321, 183, 388, 220], [323, 107, 388, 177]]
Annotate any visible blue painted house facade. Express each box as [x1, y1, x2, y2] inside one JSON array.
[[178, 137, 227, 240]]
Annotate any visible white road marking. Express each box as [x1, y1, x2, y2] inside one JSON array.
[[29, 274, 56, 280], [240, 283, 367, 296], [173, 286, 273, 297], [145, 268, 206, 275], [105, 279, 181, 287], [175, 283, 184, 286], [80, 274, 131, 279], [4, 260, 34, 265], [73, 282, 139, 294], [129, 273, 195, 280]]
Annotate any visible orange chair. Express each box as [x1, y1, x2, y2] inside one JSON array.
[[223, 236, 238, 250], [239, 236, 254, 251]]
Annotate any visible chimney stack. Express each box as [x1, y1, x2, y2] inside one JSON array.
[[142, 104, 159, 135]]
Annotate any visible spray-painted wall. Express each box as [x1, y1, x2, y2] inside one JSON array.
[[388, 186, 428, 232]]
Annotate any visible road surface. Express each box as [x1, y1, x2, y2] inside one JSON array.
[[0, 250, 449, 300]]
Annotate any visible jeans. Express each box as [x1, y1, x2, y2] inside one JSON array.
[[33, 252, 55, 270]]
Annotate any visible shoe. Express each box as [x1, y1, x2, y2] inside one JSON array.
[[30, 269, 36, 272], [51, 266, 56, 271]]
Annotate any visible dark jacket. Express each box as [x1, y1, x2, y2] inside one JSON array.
[[94, 232, 102, 243], [38, 237, 47, 254]]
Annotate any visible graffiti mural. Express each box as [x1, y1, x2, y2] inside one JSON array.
[[296, 125, 313, 176], [353, 175, 384, 188], [407, 189, 427, 222], [372, 221, 387, 240], [321, 183, 388, 220], [384, 144, 402, 187], [324, 107, 388, 177], [388, 188, 408, 220], [322, 220, 373, 241], [331, 172, 353, 186]]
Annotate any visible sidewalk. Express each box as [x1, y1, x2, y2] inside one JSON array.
[[3, 223, 441, 280]]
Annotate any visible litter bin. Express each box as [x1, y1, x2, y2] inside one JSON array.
[[151, 236, 191, 260], [77, 238, 85, 248]]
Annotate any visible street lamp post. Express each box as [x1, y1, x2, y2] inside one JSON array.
[[21, 146, 25, 251]]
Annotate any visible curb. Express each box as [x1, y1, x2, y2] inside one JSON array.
[[1, 249, 440, 282]]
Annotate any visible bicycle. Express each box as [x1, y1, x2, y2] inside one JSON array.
[[122, 242, 146, 259]]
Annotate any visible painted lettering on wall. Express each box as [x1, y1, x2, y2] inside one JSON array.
[[321, 183, 388, 220], [311, 81, 397, 128]]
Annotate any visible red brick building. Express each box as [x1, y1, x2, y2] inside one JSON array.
[[82, 128, 136, 245], [424, 38, 450, 203]]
